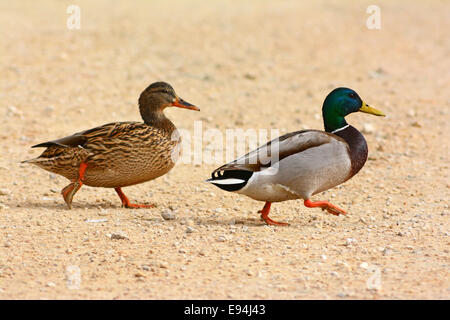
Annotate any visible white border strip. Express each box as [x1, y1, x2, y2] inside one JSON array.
[[331, 124, 350, 134]]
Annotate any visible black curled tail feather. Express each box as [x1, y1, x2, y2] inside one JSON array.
[[206, 170, 253, 192]]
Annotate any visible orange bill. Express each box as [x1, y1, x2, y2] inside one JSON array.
[[172, 97, 200, 111]]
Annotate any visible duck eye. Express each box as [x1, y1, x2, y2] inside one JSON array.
[[348, 93, 356, 99]]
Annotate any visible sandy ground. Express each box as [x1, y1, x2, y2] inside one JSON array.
[[0, 0, 449, 299]]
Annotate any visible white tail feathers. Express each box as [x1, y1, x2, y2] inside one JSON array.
[[206, 178, 245, 185]]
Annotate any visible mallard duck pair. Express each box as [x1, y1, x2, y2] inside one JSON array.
[[24, 83, 384, 226]]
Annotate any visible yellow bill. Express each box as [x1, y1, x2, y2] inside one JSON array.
[[359, 102, 385, 116]]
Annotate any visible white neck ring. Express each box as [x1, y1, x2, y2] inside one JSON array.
[[331, 124, 350, 134]]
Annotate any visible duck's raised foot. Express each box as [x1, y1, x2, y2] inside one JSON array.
[[61, 182, 81, 209], [61, 162, 88, 209], [304, 199, 347, 216], [114, 187, 155, 209]]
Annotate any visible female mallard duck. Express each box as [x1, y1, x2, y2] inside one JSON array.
[[207, 88, 385, 226], [23, 82, 199, 209]]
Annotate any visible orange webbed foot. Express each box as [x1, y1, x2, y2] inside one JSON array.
[[61, 182, 80, 209], [114, 187, 155, 209], [258, 202, 289, 226], [304, 199, 347, 216], [61, 162, 88, 209]]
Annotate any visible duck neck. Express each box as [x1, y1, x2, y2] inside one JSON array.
[[333, 125, 368, 179], [141, 109, 176, 133], [323, 114, 348, 133]]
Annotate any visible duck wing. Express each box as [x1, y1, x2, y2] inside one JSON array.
[[26, 121, 145, 167], [31, 121, 139, 149], [212, 130, 344, 174]]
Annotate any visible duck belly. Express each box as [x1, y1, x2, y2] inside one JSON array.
[[83, 159, 175, 188], [236, 167, 300, 202], [237, 141, 351, 202], [83, 147, 177, 188]]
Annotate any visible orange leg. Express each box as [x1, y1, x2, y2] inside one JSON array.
[[61, 162, 88, 209], [114, 187, 155, 209], [304, 199, 347, 216], [258, 201, 289, 226]]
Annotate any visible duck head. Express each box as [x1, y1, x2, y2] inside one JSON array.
[[139, 82, 199, 123], [322, 87, 385, 132]]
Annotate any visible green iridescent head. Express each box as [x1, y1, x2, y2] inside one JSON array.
[[322, 87, 385, 132]]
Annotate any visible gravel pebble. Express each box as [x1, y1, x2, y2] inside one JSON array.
[[0, 189, 11, 196], [109, 232, 129, 240], [41, 197, 56, 201], [360, 262, 369, 269], [217, 235, 227, 242], [185, 226, 196, 233], [85, 219, 108, 223], [161, 209, 176, 220], [7, 105, 22, 117], [345, 238, 357, 246]]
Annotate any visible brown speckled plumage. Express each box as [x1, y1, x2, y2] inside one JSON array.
[[28, 121, 180, 187], [23, 82, 199, 208]]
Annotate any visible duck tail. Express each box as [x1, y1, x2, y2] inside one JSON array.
[[20, 157, 54, 169], [206, 170, 253, 192], [21, 158, 38, 164]]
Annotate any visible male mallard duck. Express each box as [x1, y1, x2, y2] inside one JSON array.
[[207, 88, 385, 226], [23, 82, 199, 209]]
